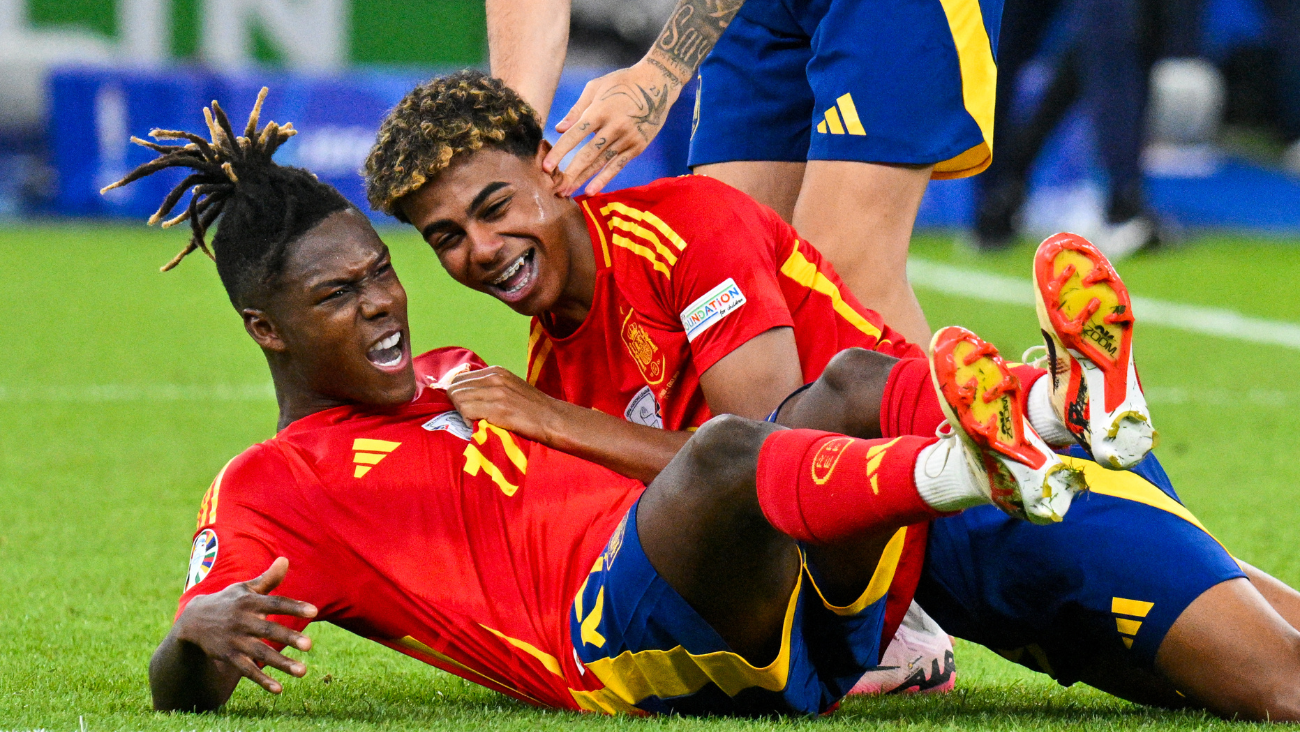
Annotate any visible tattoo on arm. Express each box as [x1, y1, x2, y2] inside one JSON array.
[[653, 0, 746, 79]]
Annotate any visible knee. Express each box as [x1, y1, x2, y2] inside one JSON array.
[[685, 414, 779, 485], [821, 347, 897, 395]]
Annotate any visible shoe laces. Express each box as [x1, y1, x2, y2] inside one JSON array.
[[1021, 345, 1049, 369], [924, 422, 957, 479]]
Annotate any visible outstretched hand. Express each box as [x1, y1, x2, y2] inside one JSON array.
[[173, 557, 317, 695], [544, 59, 685, 196]]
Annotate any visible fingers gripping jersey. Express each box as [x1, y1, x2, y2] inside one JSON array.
[[526, 176, 921, 433], [177, 348, 643, 710]]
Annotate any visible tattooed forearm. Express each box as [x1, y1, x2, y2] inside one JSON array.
[[651, 0, 746, 79]]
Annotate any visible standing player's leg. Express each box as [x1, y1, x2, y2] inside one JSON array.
[[790, 162, 935, 345], [779, 0, 1002, 346], [695, 162, 805, 223]]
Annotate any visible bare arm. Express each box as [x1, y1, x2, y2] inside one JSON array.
[[446, 329, 800, 482], [150, 558, 316, 712], [544, 0, 747, 195], [486, 0, 571, 121]]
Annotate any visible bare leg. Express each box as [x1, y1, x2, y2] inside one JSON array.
[[1242, 560, 1300, 629], [1154, 578, 1300, 720], [791, 161, 934, 345], [694, 161, 806, 222]]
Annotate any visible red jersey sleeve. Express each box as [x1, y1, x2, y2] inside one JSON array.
[[595, 177, 798, 376], [664, 179, 796, 374], [175, 444, 318, 648]]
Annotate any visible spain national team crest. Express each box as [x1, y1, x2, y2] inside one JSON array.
[[621, 310, 666, 385], [185, 529, 218, 592], [811, 437, 854, 485]]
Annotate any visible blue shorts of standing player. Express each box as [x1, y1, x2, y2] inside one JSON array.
[[570, 446, 1241, 716], [690, 0, 1003, 178]]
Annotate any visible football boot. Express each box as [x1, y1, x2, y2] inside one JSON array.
[[929, 326, 1085, 525], [849, 601, 956, 696], [1033, 232, 1156, 469]]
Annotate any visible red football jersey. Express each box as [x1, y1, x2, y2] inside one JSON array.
[[523, 176, 928, 642], [526, 175, 921, 431], [178, 348, 642, 710]]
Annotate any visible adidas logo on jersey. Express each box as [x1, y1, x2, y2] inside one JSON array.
[[1112, 597, 1154, 649], [353, 438, 400, 478], [816, 93, 867, 136]]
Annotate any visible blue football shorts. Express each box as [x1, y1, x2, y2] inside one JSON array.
[[917, 447, 1246, 686], [568, 498, 913, 715], [689, 0, 1003, 179]]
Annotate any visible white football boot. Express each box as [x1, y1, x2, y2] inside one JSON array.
[[849, 601, 956, 695]]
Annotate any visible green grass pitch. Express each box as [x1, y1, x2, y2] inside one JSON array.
[[2, 223, 1299, 731]]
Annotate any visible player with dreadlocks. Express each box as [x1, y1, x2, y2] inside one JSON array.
[[125, 90, 1091, 716], [363, 70, 1300, 719]]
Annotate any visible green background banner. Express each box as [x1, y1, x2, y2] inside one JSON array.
[[26, 0, 486, 65]]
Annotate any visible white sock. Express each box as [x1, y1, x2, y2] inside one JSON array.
[[914, 437, 989, 513], [1027, 377, 1075, 447]]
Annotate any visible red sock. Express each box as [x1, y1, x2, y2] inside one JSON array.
[[755, 429, 943, 545], [1010, 364, 1048, 414], [880, 357, 946, 438]]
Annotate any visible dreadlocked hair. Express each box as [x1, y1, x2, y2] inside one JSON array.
[[102, 87, 353, 308], [364, 69, 542, 221]]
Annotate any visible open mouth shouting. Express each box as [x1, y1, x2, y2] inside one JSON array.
[[367, 330, 409, 371], [486, 248, 537, 304]]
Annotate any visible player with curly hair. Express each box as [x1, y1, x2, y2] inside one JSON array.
[[117, 89, 1092, 718], [363, 70, 1300, 719]]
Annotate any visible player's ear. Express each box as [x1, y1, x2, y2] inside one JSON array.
[[537, 141, 563, 191], [243, 308, 288, 352]]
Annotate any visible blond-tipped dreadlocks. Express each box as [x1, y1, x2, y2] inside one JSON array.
[[102, 87, 297, 271], [102, 87, 353, 308], [364, 70, 542, 222]]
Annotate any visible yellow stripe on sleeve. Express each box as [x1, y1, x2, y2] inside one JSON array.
[[600, 202, 688, 251], [778, 247, 883, 341], [606, 216, 679, 266], [611, 235, 672, 278]]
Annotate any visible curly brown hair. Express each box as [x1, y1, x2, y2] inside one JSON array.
[[365, 70, 543, 222]]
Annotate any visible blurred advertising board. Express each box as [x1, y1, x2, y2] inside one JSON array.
[[50, 67, 696, 221]]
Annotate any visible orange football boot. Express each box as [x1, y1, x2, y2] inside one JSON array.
[[1033, 233, 1156, 469], [929, 326, 1085, 524]]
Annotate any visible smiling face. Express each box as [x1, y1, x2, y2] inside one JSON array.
[[252, 209, 416, 410], [397, 145, 594, 321]]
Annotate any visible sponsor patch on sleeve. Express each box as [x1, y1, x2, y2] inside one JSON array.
[[185, 528, 219, 592], [680, 278, 747, 342]]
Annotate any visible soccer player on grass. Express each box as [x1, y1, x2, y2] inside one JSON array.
[[364, 72, 1300, 719], [112, 90, 1082, 716], [365, 71, 958, 695]]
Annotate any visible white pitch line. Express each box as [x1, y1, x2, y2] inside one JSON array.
[[0, 383, 275, 403], [908, 258, 1300, 352]]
